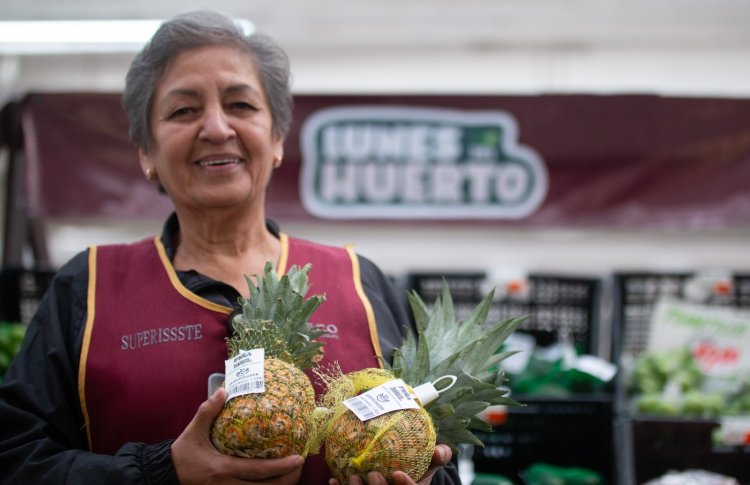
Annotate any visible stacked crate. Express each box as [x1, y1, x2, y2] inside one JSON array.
[[612, 272, 750, 485], [406, 271, 614, 484]]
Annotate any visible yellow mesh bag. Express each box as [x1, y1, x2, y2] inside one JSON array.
[[319, 368, 437, 482]]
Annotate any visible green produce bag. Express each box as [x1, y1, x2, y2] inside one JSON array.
[[471, 472, 514, 485], [511, 354, 569, 396], [508, 340, 615, 396], [524, 463, 605, 485]]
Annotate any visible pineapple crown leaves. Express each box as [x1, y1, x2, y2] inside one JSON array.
[[228, 262, 327, 370], [384, 279, 526, 452]]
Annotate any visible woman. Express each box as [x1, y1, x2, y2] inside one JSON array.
[[0, 10, 458, 485]]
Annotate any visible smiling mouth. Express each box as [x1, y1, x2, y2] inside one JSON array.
[[197, 158, 241, 167]]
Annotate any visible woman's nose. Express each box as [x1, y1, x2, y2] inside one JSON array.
[[199, 107, 235, 142]]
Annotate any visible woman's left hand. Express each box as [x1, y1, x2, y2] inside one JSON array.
[[329, 444, 453, 485]]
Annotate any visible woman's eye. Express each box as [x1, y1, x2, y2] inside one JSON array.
[[170, 107, 196, 118], [230, 101, 256, 111]]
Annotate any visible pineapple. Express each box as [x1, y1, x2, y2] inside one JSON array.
[[322, 367, 437, 481], [323, 281, 525, 482], [211, 262, 326, 458]]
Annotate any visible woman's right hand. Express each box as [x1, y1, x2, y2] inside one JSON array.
[[171, 388, 304, 484]]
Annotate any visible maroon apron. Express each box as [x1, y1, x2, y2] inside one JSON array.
[[80, 235, 382, 483]]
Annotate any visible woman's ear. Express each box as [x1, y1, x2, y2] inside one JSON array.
[[272, 139, 284, 168], [138, 149, 157, 181]]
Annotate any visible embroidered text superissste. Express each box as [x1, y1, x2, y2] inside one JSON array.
[[120, 324, 204, 350]]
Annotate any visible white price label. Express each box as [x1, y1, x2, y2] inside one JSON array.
[[224, 348, 265, 401], [343, 378, 419, 422], [649, 299, 750, 376]]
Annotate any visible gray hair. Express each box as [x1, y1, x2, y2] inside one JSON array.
[[123, 10, 293, 152]]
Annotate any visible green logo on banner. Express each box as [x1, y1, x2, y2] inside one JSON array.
[[300, 106, 548, 219]]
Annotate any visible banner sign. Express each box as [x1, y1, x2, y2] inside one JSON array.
[[648, 299, 750, 376], [299, 106, 547, 219], [15, 93, 750, 229]]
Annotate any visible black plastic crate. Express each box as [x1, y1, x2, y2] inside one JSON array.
[[406, 271, 613, 483], [625, 418, 749, 485], [0, 266, 57, 324], [612, 271, 750, 485], [736, 274, 750, 307], [405, 272, 602, 354], [472, 396, 615, 484], [614, 272, 690, 361], [612, 272, 750, 360]]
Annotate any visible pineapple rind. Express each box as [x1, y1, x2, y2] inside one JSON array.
[[211, 357, 316, 458]]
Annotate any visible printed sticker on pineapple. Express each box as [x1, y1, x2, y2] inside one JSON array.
[[343, 378, 420, 421], [224, 348, 266, 401]]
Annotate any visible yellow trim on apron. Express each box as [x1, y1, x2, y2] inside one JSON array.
[[345, 245, 384, 367], [277, 233, 290, 274], [78, 246, 97, 450], [152, 237, 232, 314]]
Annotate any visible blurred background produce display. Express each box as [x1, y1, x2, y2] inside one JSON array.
[[407, 272, 618, 484], [613, 273, 750, 485], [629, 348, 750, 419]]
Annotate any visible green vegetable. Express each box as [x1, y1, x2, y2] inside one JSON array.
[[630, 347, 702, 395], [635, 394, 681, 416], [680, 391, 725, 418], [727, 392, 750, 415], [0, 322, 27, 379], [628, 347, 750, 418]]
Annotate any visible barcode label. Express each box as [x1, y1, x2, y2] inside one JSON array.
[[343, 378, 419, 422], [346, 396, 377, 420], [225, 349, 265, 401], [227, 378, 265, 396]]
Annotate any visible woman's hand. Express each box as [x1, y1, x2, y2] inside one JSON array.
[[171, 388, 304, 485], [328, 444, 453, 485]]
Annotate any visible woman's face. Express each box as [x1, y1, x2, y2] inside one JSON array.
[[140, 44, 283, 214]]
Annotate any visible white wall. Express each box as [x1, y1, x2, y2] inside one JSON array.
[[40, 218, 750, 278]]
